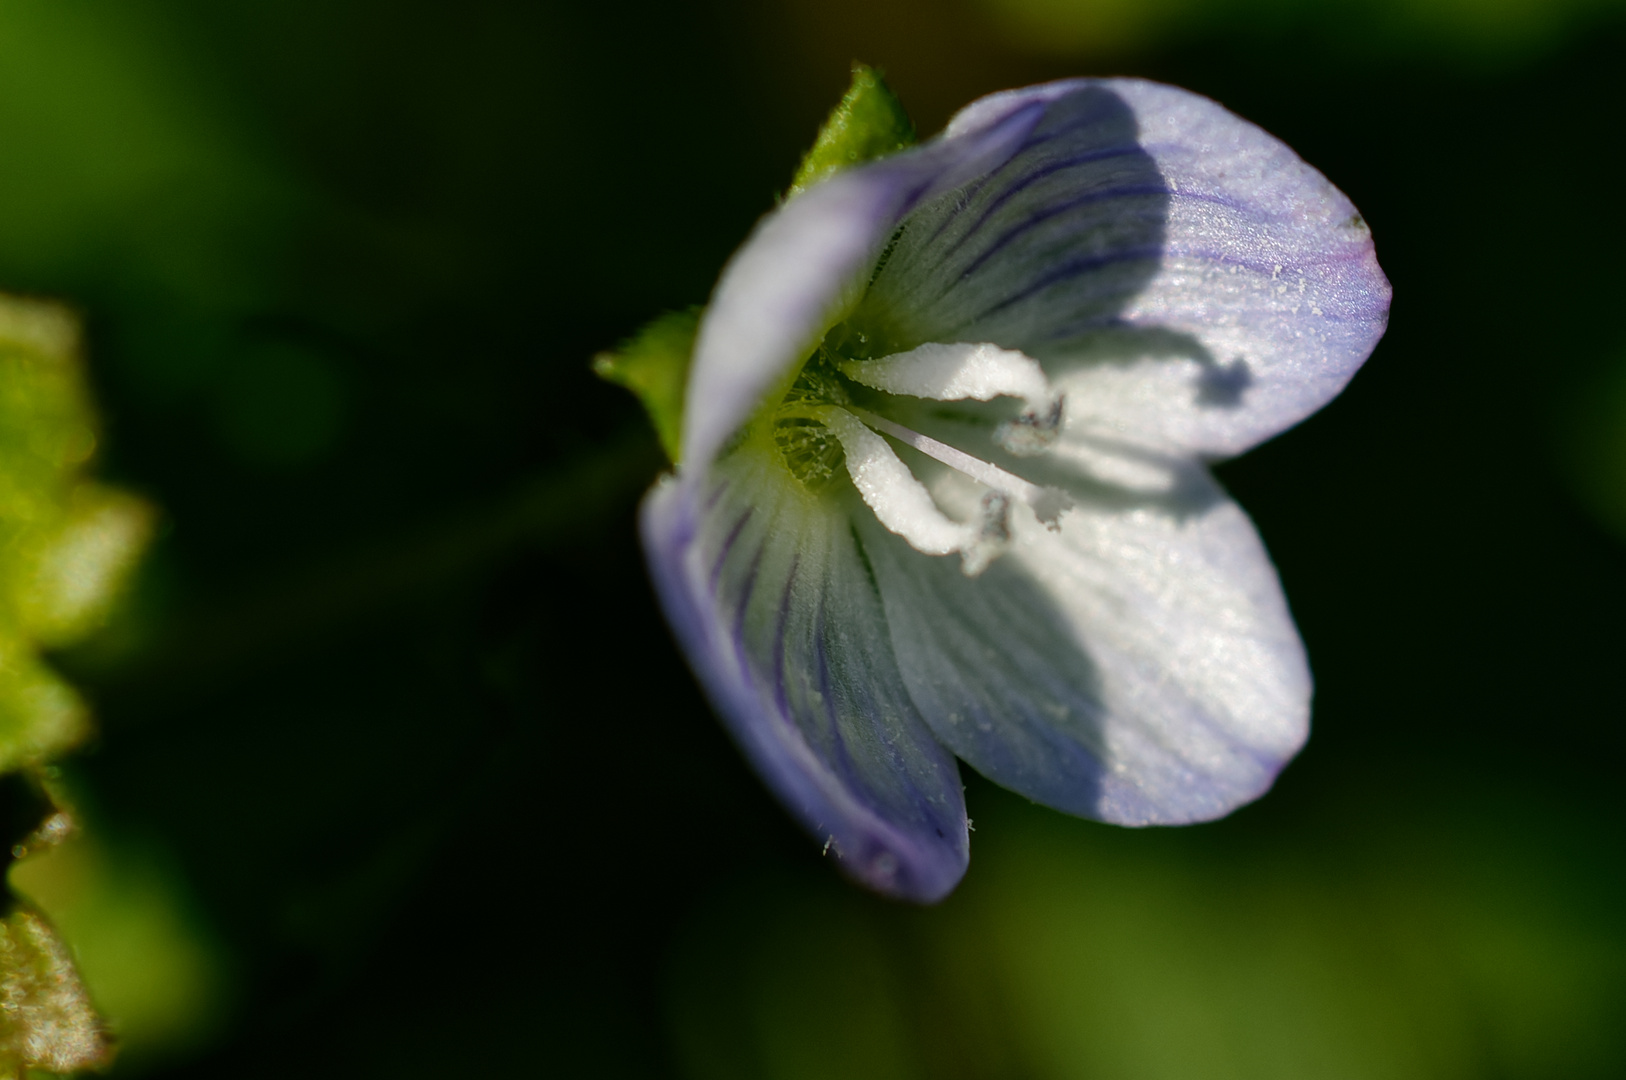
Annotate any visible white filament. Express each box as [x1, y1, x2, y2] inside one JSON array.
[[847, 407, 1072, 528], [801, 405, 1071, 575]]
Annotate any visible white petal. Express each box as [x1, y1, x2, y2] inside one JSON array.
[[1056, 79, 1390, 458], [640, 450, 971, 901], [855, 78, 1389, 461], [682, 105, 1046, 469], [856, 462, 1310, 824]]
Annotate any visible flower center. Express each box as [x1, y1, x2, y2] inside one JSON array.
[[770, 339, 1071, 576], [771, 356, 851, 490]]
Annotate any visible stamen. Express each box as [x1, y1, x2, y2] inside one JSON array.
[[777, 399, 1072, 575], [996, 394, 1065, 458], [837, 342, 1064, 457], [847, 406, 1072, 529], [812, 408, 976, 557], [959, 492, 1011, 578], [839, 341, 1048, 401]]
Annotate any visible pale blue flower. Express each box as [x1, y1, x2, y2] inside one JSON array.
[[641, 79, 1390, 901]]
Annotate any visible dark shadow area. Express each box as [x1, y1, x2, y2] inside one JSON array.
[[1195, 356, 1254, 407]]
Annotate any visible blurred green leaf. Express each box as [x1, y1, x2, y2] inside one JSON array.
[[212, 341, 347, 470], [10, 830, 229, 1070], [666, 786, 1626, 1080], [594, 308, 702, 463], [1557, 347, 1626, 542], [970, 0, 1626, 59], [0, 0, 290, 286], [787, 63, 916, 199], [0, 296, 153, 773], [0, 902, 111, 1079], [667, 881, 924, 1080]]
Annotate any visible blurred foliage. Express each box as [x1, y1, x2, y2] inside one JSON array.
[[971, 0, 1626, 59], [669, 780, 1626, 1080], [0, 296, 150, 772], [1556, 347, 1626, 541], [0, 290, 199, 1076], [0, 904, 109, 1078], [9, 827, 228, 1071]]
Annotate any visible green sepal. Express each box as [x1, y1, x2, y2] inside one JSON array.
[[787, 63, 916, 199], [592, 307, 701, 464]]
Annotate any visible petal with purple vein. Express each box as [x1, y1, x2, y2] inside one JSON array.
[[641, 447, 969, 901], [857, 459, 1309, 826], [857, 78, 1390, 460]]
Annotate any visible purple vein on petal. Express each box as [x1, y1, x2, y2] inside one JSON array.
[[897, 173, 949, 227], [769, 551, 800, 724], [726, 532, 770, 695], [939, 148, 1153, 262], [702, 477, 730, 514], [917, 113, 1066, 248], [921, 174, 998, 249], [970, 245, 1166, 326], [1161, 241, 1389, 282], [810, 566, 869, 799], [954, 183, 1171, 283], [709, 506, 755, 592], [812, 565, 838, 743]]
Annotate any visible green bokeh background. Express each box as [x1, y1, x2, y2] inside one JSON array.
[[0, 0, 1623, 1075]]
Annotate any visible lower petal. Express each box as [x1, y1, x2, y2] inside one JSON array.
[[857, 462, 1309, 825], [640, 451, 970, 901]]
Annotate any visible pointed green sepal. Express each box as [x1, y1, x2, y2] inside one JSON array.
[[592, 307, 701, 464], [787, 63, 916, 199]]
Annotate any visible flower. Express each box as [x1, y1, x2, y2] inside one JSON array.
[[638, 77, 1390, 902]]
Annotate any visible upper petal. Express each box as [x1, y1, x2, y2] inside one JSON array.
[[856, 460, 1310, 825], [682, 100, 1048, 470], [641, 455, 971, 902], [856, 78, 1390, 459]]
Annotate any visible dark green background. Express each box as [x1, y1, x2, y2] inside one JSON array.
[[2, 0, 1623, 1074]]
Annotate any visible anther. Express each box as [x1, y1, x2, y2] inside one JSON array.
[[960, 492, 1011, 577], [996, 393, 1065, 457]]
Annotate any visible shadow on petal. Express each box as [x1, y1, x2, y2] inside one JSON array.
[[856, 459, 1309, 826], [855, 84, 1169, 357]]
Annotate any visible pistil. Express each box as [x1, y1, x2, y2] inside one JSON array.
[[769, 341, 1071, 575]]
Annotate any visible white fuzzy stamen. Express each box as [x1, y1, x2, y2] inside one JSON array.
[[847, 407, 1072, 529], [839, 341, 1050, 402], [813, 407, 976, 557], [838, 341, 1064, 457]]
